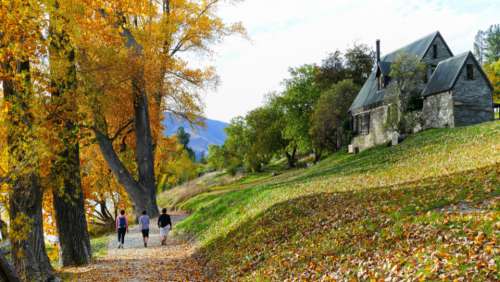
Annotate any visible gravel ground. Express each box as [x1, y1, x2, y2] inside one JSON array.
[[65, 213, 205, 282]]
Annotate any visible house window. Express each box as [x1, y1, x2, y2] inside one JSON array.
[[432, 44, 438, 59], [466, 64, 474, 80], [361, 113, 370, 135], [353, 113, 370, 135]]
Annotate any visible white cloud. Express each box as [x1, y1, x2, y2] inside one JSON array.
[[202, 0, 499, 122]]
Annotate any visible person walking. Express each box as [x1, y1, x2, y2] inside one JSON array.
[[116, 210, 129, 249], [158, 208, 172, 246], [139, 210, 150, 248]]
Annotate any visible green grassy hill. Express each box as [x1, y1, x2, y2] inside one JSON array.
[[161, 122, 500, 281]]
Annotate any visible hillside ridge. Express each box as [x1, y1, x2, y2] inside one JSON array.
[[163, 112, 228, 158]]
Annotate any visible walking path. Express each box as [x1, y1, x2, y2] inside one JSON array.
[[66, 214, 205, 281]]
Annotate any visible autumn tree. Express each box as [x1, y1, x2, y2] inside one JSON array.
[[483, 60, 500, 104], [47, 1, 91, 266], [155, 135, 199, 191], [73, 0, 244, 218], [0, 1, 55, 280], [81, 144, 130, 230]]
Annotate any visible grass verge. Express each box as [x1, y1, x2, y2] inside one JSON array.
[[171, 122, 499, 280]]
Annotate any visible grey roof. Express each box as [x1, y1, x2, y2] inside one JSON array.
[[422, 51, 494, 96], [382, 31, 439, 62], [349, 72, 387, 112], [422, 52, 469, 96], [350, 31, 441, 112]]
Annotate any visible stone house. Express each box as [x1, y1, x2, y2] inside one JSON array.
[[348, 31, 494, 152]]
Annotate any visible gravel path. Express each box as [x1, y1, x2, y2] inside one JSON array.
[[67, 213, 205, 281]]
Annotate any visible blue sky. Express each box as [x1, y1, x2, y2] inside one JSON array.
[[202, 0, 499, 122]]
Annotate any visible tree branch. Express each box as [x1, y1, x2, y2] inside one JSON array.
[[169, 0, 219, 57], [109, 119, 134, 142]]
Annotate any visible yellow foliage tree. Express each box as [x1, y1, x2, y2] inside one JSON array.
[[484, 59, 500, 103], [70, 0, 245, 218], [155, 136, 199, 191]]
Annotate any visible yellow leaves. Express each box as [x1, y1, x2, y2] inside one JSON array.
[[473, 232, 486, 245], [483, 60, 500, 102], [9, 213, 32, 243]]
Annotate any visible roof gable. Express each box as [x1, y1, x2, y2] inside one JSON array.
[[422, 52, 493, 96], [422, 32, 454, 60]]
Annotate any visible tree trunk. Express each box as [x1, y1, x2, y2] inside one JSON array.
[[49, 7, 92, 266], [133, 74, 160, 218], [4, 61, 55, 282], [313, 148, 322, 163], [94, 130, 154, 219], [0, 253, 20, 282], [285, 146, 297, 168], [91, 11, 160, 219], [9, 176, 55, 282], [51, 140, 91, 266], [51, 144, 91, 266]]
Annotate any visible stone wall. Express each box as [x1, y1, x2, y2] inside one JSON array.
[[350, 105, 393, 151], [452, 56, 493, 126], [422, 91, 454, 129]]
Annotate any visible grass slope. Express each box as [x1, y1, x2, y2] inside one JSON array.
[[167, 122, 499, 280]]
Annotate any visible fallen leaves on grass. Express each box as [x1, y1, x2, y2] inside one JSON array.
[[198, 165, 499, 281]]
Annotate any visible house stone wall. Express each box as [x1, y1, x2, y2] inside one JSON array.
[[422, 91, 454, 128], [351, 105, 393, 151], [452, 56, 493, 126]]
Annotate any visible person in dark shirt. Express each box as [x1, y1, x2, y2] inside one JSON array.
[[157, 208, 172, 246], [115, 210, 128, 249]]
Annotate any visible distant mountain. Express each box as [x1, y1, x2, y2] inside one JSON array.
[[163, 112, 228, 159]]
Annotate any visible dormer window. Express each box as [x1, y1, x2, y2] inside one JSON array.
[[466, 64, 474, 80], [432, 44, 438, 59]]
